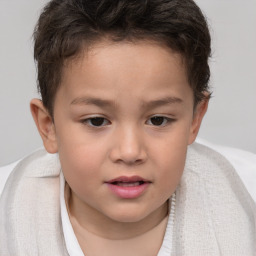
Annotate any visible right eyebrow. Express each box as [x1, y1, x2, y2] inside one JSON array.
[[70, 97, 115, 108]]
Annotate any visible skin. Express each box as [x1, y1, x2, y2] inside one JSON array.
[[31, 41, 208, 243]]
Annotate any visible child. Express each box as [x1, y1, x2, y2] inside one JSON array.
[[0, 0, 255, 255]]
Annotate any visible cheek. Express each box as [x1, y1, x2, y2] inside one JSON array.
[[150, 130, 188, 193], [57, 124, 107, 168], [157, 145, 186, 185], [148, 146, 185, 211], [152, 123, 189, 165], [59, 144, 102, 173], [58, 146, 104, 204], [57, 134, 106, 193]]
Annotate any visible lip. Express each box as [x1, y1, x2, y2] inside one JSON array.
[[105, 176, 151, 199]]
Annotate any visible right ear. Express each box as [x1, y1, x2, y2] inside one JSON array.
[[30, 98, 58, 153]]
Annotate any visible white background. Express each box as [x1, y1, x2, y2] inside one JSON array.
[[0, 0, 255, 166]]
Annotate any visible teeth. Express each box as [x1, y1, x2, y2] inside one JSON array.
[[115, 181, 141, 187]]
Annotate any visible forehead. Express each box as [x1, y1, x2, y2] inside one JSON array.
[[58, 40, 192, 106]]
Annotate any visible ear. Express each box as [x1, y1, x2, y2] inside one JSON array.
[[30, 98, 58, 153], [188, 98, 209, 145]]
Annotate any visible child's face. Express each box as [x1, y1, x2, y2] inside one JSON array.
[[32, 40, 207, 228]]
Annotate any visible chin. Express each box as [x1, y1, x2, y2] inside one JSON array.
[[106, 208, 150, 223]]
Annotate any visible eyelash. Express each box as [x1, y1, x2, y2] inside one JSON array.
[[146, 116, 175, 127], [81, 115, 175, 128], [81, 117, 110, 127]]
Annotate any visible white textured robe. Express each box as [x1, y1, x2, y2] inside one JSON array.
[[0, 143, 255, 255]]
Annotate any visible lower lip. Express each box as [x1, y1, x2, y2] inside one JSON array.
[[106, 183, 150, 199]]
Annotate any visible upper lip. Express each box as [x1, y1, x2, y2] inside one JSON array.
[[106, 176, 151, 184]]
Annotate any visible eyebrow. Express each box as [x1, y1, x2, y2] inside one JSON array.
[[71, 97, 114, 108], [141, 96, 183, 109], [70, 96, 183, 108]]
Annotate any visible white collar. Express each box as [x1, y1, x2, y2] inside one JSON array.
[[60, 171, 175, 256], [60, 171, 84, 256]]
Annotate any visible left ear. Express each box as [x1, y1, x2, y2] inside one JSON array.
[[188, 98, 209, 145]]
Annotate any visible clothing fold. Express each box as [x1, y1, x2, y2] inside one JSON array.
[[0, 143, 255, 256]]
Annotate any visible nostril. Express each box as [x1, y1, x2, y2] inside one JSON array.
[[134, 158, 145, 165], [108, 136, 147, 165]]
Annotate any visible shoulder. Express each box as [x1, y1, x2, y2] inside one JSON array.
[[0, 149, 60, 196], [0, 161, 19, 196], [0, 149, 65, 255], [174, 141, 256, 255], [195, 138, 256, 202], [196, 138, 256, 171]]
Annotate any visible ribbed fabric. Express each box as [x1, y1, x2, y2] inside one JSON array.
[[0, 143, 255, 255], [172, 143, 256, 255]]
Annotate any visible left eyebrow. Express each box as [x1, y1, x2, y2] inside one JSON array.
[[141, 96, 183, 109]]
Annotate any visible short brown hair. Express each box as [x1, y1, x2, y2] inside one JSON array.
[[34, 0, 211, 117]]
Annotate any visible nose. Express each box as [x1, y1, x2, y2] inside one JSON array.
[[109, 126, 147, 165]]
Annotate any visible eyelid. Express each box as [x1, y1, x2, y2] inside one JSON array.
[[81, 116, 111, 127], [146, 115, 176, 126]]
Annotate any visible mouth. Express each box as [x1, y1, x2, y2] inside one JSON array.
[[111, 181, 145, 187], [106, 176, 151, 186], [105, 176, 151, 199]]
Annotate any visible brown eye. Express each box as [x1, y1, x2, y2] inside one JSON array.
[[147, 116, 174, 126], [82, 117, 110, 127], [90, 117, 105, 126], [150, 116, 165, 126]]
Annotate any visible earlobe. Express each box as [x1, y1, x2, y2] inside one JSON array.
[[188, 98, 209, 145], [30, 99, 58, 153]]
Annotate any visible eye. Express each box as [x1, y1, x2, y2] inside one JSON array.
[[82, 117, 110, 127], [146, 116, 174, 126]]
